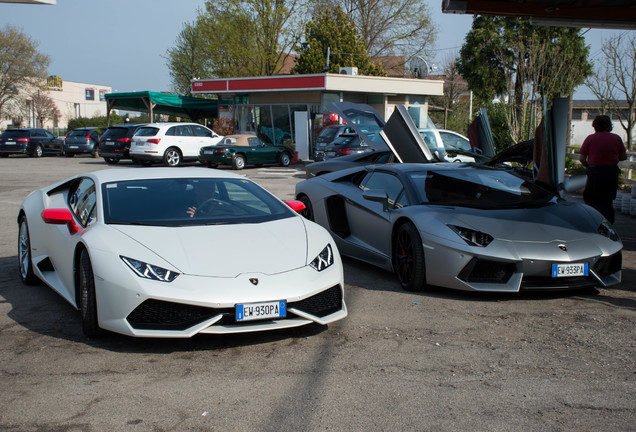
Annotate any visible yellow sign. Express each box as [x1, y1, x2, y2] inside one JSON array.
[[47, 75, 63, 90]]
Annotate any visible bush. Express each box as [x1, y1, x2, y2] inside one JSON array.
[[211, 117, 235, 135]]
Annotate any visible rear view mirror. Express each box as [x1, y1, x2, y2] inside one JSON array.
[[363, 189, 389, 211], [41, 208, 79, 235], [562, 175, 587, 193]]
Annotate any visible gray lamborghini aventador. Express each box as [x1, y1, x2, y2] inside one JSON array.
[[295, 102, 622, 292]]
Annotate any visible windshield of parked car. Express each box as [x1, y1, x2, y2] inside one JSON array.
[[135, 127, 159, 137], [102, 177, 296, 226], [101, 127, 132, 140], [1, 130, 29, 138], [408, 167, 558, 209], [339, 108, 385, 145], [67, 129, 91, 137]]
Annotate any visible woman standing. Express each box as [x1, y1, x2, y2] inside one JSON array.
[[579, 115, 627, 224]]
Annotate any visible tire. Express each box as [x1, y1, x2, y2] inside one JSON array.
[[232, 154, 246, 170], [79, 249, 100, 338], [0, 154, 8, 158], [298, 195, 314, 221], [103, 157, 119, 165], [31, 145, 43, 158], [163, 147, 182, 167], [278, 152, 291, 167], [393, 222, 427, 292], [18, 217, 38, 285]]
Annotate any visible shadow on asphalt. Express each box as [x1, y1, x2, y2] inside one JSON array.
[[0, 254, 328, 354]]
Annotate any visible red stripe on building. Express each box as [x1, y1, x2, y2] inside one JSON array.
[[229, 75, 325, 91], [192, 80, 227, 92]]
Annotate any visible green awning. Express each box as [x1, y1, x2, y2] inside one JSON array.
[[105, 91, 218, 124]]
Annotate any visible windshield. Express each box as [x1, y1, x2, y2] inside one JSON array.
[[339, 108, 385, 145], [135, 127, 159, 137], [102, 177, 295, 226], [1, 130, 29, 138], [101, 127, 131, 140], [408, 167, 558, 209], [67, 130, 88, 137]]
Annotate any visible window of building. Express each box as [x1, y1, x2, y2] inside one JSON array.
[[85, 88, 95, 101]]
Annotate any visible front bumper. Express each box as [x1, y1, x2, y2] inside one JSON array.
[[424, 237, 622, 292], [90, 248, 346, 337]]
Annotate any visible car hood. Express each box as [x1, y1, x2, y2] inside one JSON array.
[[112, 217, 308, 277]]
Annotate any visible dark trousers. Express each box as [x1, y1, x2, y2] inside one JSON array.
[[583, 165, 620, 224]]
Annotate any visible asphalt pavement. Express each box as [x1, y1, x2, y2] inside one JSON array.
[[0, 155, 634, 431]]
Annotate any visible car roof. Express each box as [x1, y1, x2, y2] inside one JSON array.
[[85, 167, 247, 184], [109, 123, 148, 129]]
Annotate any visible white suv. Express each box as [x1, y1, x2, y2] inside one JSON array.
[[130, 122, 223, 167], [418, 129, 475, 163]]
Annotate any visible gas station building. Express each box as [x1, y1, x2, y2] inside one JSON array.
[[191, 73, 444, 160]]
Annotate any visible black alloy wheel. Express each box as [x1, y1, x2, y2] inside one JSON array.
[[393, 222, 427, 291]]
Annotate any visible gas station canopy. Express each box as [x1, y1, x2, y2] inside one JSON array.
[[105, 91, 218, 125]]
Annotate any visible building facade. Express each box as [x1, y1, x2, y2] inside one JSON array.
[[191, 73, 444, 160], [1, 75, 112, 132]]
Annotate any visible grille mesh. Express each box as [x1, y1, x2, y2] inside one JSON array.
[[289, 285, 342, 318], [126, 284, 343, 331]]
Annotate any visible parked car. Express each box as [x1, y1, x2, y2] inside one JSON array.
[[17, 167, 346, 337], [63, 127, 101, 157], [130, 122, 223, 167], [305, 150, 395, 178], [98, 123, 147, 164], [199, 134, 293, 170], [323, 133, 370, 160], [296, 162, 622, 293], [314, 125, 353, 161], [0, 128, 64, 157], [419, 129, 475, 163], [295, 102, 621, 293]]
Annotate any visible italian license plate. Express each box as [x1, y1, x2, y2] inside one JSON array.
[[6, 141, 16, 145], [552, 263, 589, 277], [70, 146, 79, 149], [236, 300, 286, 322], [326, 151, 335, 156]]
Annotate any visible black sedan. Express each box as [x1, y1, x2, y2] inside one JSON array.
[[0, 128, 63, 157]]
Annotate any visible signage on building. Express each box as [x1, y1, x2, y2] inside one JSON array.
[[47, 75, 63, 91], [86, 88, 95, 101]]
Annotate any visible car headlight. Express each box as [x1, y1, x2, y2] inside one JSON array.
[[598, 220, 620, 241], [448, 225, 493, 247], [309, 244, 334, 271], [120, 256, 179, 282]]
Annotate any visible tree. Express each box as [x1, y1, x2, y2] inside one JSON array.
[[585, 33, 635, 150], [458, 17, 590, 143], [0, 25, 51, 121], [166, 0, 306, 89], [316, 0, 436, 64], [292, 6, 385, 75], [165, 22, 211, 95], [31, 92, 60, 127], [429, 56, 471, 133]]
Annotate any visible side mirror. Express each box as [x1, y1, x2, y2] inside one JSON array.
[[285, 200, 306, 213], [41, 208, 80, 235], [362, 189, 389, 211], [562, 175, 587, 193]]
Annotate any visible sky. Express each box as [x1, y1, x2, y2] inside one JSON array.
[[0, 0, 628, 99]]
